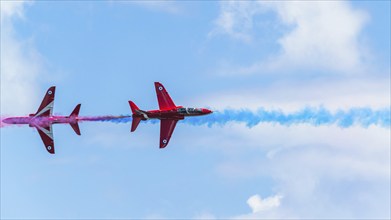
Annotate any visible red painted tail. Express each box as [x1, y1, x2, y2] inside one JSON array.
[[128, 101, 142, 132], [128, 101, 139, 114], [70, 123, 81, 135], [69, 104, 81, 135], [70, 104, 81, 117], [131, 117, 141, 132]]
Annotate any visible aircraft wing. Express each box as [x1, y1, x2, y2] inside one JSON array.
[[36, 125, 55, 154], [160, 119, 178, 148], [154, 82, 176, 110], [34, 86, 55, 117]]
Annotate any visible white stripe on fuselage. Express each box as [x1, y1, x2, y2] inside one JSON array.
[[136, 110, 149, 119]]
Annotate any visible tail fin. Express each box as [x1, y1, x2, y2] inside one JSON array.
[[69, 104, 81, 135], [70, 104, 81, 117], [128, 101, 140, 114], [131, 117, 141, 132], [34, 86, 56, 117], [129, 101, 143, 132]]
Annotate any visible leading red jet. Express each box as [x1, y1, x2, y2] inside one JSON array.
[[2, 86, 81, 154], [129, 82, 213, 148]]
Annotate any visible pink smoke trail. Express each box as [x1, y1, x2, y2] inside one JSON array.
[[0, 115, 132, 128], [77, 115, 132, 123]]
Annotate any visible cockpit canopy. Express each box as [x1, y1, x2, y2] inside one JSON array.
[[177, 107, 203, 114]]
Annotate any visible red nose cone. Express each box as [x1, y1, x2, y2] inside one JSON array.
[[202, 109, 213, 114]]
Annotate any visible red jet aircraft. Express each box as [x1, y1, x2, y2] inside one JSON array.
[[2, 86, 81, 154], [129, 82, 213, 148]]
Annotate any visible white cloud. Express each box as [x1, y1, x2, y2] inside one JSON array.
[[197, 77, 390, 112], [207, 4, 389, 217], [95, 119, 388, 218], [1, 1, 43, 115], [268, 1, 368, 73], [192, 123, 390, 178], [178, 122, 389, 218], [193, 211, 216, 220], [230, 193, 291, 219], [247, 194, 282, 213], [0, 1, 27, 20], [209, 1, 262, 43], [201, 122, 390, 218], [120, 1, 182, 14], [211, 1, 369, 73]]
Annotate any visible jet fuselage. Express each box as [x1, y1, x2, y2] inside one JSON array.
[[2, 116, 79, 127], [137, 107, 212, 120], [1, 86, 82, 154], [129, 82, 213, 148]]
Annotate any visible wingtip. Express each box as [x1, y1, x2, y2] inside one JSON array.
[[46, 86, 56, 96], [159, 140, 168, 149]]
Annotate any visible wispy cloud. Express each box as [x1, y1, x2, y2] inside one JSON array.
[[229, 193, 291, 219], [199, 77, 390, 113], [118, 1, 182, 14], [209, 1, 262, 43], [247, 194, 283, 213], [211, 1, 369, 74], [201, 122, 390, 219], [0, 1, 28, 20], [1, 1, 43, 115]]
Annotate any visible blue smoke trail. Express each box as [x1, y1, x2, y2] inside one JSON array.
[[185, 107, 390, 128], [79, 107, 390, 129]]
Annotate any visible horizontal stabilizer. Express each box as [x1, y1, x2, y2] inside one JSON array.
[[131, 117, 141, 132], [70, 122, 81, 135]]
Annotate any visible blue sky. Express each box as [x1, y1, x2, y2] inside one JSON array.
[[1, 1, 390, 219]]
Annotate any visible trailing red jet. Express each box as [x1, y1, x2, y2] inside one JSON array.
[[2, 86, 81, 154], [129, 82, 213, 148]]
